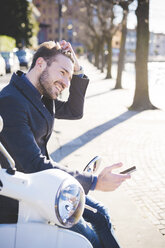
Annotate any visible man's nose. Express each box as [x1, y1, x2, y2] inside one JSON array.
[[63, 78, 70, 88]]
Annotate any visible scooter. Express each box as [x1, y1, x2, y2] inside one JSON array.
[[0, 116, 101, 248]]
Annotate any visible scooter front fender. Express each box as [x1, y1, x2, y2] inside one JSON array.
[[0, 222, 93, 248]]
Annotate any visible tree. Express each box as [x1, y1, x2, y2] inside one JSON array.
[[71, 0, 118, 78], [129, 0, 156, 110], [68, 0, 104, 69], [114, 0, 134, 89], [0, 0, 36, 48]]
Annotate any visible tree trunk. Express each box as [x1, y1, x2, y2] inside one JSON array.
[[94, 44, 99, 68], [106, 37, 112, 79], [115, 7, 128, 89], [100, 39, 105, 73], [129, 0, 156, 110]]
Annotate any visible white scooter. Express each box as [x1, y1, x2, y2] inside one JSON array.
[[0, 116, 101, 248]]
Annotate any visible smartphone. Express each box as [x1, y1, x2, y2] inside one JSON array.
[[120, 166, 136, 174]]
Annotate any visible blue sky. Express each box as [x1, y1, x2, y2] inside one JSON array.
[[149, 0, 165, 33], [127, 0, 165, 34]]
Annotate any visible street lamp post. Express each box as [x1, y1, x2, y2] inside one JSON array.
[[58, 0, 62, 41]]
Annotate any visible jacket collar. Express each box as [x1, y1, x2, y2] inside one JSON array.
[[10, 71, 54, 132]]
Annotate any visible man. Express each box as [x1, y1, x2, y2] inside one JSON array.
[[0, 40, 130, 247]]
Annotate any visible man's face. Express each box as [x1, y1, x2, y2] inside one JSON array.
[[38, 54, 74, 99]]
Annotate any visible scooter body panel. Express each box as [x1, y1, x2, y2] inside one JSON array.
[[0, 224, 16, 248], [0, 223, 93, 248]]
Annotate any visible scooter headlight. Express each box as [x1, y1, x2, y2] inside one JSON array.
[[55, 180, 85, 228], [0, 116, 3, 132]]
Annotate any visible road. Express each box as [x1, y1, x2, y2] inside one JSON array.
[[0, 67, 28, 90], [0, 73, 11, 90]]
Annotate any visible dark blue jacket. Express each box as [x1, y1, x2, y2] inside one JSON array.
[[0, 71, 93, 223]]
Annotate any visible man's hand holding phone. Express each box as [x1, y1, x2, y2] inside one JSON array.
[[95, 163, 132, 192]]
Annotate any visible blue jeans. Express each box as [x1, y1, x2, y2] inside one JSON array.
[[70, 195, 121, 248], [70, 215, 101, 248]]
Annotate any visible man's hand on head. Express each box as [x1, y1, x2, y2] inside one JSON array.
[[59, 40, 81, 72]]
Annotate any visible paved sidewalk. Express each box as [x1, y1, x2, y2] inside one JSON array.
[[48, 57, 165, 248]]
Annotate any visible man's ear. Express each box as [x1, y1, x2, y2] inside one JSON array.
[[36, 57, 47, 72]]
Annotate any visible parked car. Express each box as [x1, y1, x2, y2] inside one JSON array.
[[1, 51, 20, 73], [0, 54, 6, 76], [15, 49, 33, 68]]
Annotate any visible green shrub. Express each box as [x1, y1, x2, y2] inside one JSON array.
[[76, 46, 84, 56], [0, 35, 16, 51]]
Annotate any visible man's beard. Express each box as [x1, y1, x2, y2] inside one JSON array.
[[38, 68, 56, 99]]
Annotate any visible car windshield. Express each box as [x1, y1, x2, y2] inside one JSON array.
[[16, 50, 27, 56], [1, 52, 10, 59]]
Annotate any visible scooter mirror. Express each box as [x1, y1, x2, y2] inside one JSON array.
[[0, 116, 3, 132], [83, 156, 102, 174]]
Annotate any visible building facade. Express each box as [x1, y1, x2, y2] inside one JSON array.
[[124, 29, 165, 61], [149, 32, 165, 58], [33, 0, 79, 46]]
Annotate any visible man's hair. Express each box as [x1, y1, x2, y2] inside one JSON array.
[[29, 41, 74, 70]]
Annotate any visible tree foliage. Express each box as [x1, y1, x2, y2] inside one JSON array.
[[0, 35, 16, 52], [68, 0, 118, 77], [0, 0, 35, 48]]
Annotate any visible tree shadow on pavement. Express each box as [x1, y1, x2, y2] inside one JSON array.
[[86, 89, 112, 99], [51, 110, 139, 162]]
